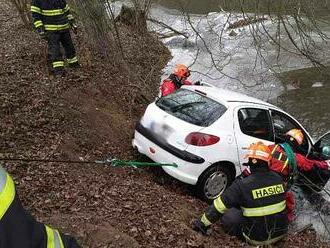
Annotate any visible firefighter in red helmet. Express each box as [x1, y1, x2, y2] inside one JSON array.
[[160, 64, 193, 97], [193, 142, 288, 246]]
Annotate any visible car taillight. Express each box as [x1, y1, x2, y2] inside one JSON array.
[[185, 132, 220, 146]]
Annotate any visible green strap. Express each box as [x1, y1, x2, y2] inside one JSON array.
[[280, 143, 297, 175], [110, 159, 177, 168]]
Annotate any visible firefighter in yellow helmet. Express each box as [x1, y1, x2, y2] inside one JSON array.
[[0, 164, 80, 248], [192, 142, 288, 246]]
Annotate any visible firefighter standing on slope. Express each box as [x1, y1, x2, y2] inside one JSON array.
[[31, 0, 80, 76], [193, 142, 288, 246], [268, 128, 330, 221], [160, 64, 194, 97], [0, 164, 80, 248]]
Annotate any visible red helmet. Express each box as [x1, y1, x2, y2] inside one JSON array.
[[245, 141, 272, 164], [286, 129, 304, 145], [174, 64, 190, 79]]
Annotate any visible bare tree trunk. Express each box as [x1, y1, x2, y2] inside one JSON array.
[[9, 0, 32, 28]]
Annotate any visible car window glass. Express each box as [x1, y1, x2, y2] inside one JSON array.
[[238, 108, 273, 141], [271, 110, 309, 154], [156, 89, 227, 127]]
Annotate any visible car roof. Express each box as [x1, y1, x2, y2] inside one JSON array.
[[183, 85, 278, 109]]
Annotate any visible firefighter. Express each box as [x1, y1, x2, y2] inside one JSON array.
[[31, 0, 80, 76], [160, 64, 193, 97], [0, 164, 80, 248], [268, 128, 330, 220], [192, 142, 288, 246]]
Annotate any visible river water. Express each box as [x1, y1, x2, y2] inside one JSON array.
[[113, 0, 330, 238]]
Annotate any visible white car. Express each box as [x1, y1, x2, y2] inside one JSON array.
[[132, 84, 330, 201]]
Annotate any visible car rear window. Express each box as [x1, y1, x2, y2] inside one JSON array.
[[156, 89, 227, 127]]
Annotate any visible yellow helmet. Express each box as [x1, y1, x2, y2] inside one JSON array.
[[174, 64, 190, 78], [245, 141, 271, 164], [286, 129, 304, 145]]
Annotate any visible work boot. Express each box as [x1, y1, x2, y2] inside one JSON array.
[[68, 62, 81, 68], [52, 68, 65, 78]]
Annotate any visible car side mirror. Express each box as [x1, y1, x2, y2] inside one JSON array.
[[313, 131, 330, 159], [322, 146, 330, 159]]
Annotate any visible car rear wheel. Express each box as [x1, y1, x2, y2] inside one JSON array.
[[196, 164, 235, 203]]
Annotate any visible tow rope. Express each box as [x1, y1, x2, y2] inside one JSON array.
[[0, 157, 178, 168]]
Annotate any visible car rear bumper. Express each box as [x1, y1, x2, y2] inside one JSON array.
[[135, 122, 205, 164], [133, 123, 207, 185]]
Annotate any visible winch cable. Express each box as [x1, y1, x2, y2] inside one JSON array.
[[0, 157, 178, 168]]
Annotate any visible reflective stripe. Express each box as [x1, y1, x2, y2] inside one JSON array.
[[281, 160, 289, 172], [34, 20, 43, 28], [243, 232, 285, 246], [31, 5, 42, 14], [42, 9, 65, 16], [67, 57, 78, 64], [0, 167, 15, 220], [45, 225, 64, 248], [52, 61, 64, 68], [242, 200, 286, 217], [213, 197, 227, 214], [271, 144, 278, 154], [247, 150, 270, 158], [201, 213, 212, 226], [278, 153, 283, 160], [64, 4, 70, 12], [45, 24, 70, 31]]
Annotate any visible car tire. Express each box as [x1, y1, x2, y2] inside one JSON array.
[[196, 164, 235, 203]]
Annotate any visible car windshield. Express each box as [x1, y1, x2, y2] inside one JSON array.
[[156, 89, 227, 127]]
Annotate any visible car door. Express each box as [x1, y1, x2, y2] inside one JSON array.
[[269, 109, 312, 156], [233, 106, 274, 169], [301, 131, 330, 191]]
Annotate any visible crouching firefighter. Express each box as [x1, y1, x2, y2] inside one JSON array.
[[192, 142, 288, 246], [31, 0, 80, 76], [0, 165, 80, 248]]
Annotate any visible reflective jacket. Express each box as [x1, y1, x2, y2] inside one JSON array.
[[31, 0, 74, 31], [0, 166, 80, 248], [269, 143, 328, 180], [160, 74, 192, 97], [269, 143, 328, 222], [200, 168, 288, 244]]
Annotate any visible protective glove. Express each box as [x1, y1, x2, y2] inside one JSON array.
[[236, 167, 251, 179], [192, 219, 208, 235], [36, 27, 46, 39], [326, 160, 330, 169]]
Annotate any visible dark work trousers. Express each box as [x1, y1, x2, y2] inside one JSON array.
[[47, 30, 77, 73], [221, 208, 246, 239]]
